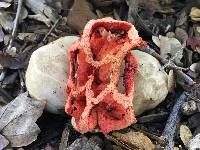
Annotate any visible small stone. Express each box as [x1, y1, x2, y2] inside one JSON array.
[[26, 36, 79, 114], [181, 100, 198, 116], [132, 50, 168, 115]]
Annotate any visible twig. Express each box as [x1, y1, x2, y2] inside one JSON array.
[[161, 92, 188, 150], [139, 45, 195, 86], [162, 42, 186, 69], [42, 18, 61, 42], [139, 46, 194, 149], [7, 0, 23, 52], [166, 63, 189, 72]]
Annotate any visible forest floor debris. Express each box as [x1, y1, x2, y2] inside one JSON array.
[[0, 0, 200, 149]]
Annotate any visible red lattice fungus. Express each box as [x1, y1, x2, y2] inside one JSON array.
[[65, 17, 145, 134]]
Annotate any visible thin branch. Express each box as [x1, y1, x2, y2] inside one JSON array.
[[7, 0, 23, 52], [42, 18, 61, 42], [139, 45, 195, 86], [18, 70, 25, 93]]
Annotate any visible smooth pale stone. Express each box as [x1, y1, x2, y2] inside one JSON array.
[[132, 50, 168, 116], [26, 36, 79, 114]]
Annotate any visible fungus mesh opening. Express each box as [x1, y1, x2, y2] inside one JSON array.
[[65, 17, 145, 134]]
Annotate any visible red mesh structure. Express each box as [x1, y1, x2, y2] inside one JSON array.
[[65, 17, 145, 134]]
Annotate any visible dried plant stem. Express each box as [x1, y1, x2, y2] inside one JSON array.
[[139, 46, 194, 149], [161, 92, 188, 150], [42, 18, 61, 42], [139, 46, 195, 86], [7, 0, 23, 51], [18, 70, 25, 93]]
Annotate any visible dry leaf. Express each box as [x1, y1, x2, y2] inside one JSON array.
[[67, 0, 97, 34], [0, 134, 9, 150], [187, 37, 200, 53], [2, 72, 18, 88], [91, 0, 112, 7], [168, 69, 175, 93], [138, 0, 175, 15], [153, 35, 183, 66], [175, 27, 188, 43], [197, 26, 200, 34], [0, 92, 45, 147], [0, 2, 11, 8], [152, 36, 160, 47], [17, 33, 40, 42], [0, 44, 36, 69], [25, 0, 60, 24], [27, 14, 51, 27], [194, 26, 200, 39], [59, 125, 70, 150], [190, 7, 200, 22], [111, 131, 155, 150], [0, 10, 13, 33], [176, 10, 188, 27], [66, 136, 102, 150], [180, 125, 193, 147]]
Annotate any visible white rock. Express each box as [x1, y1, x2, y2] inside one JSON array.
[[26, 36, 79, 114], [132, 50, 168, 115]]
